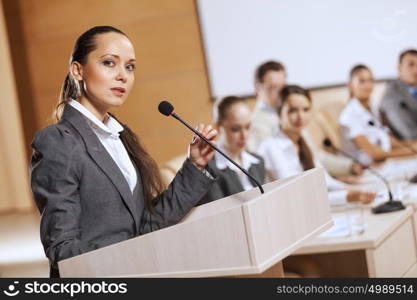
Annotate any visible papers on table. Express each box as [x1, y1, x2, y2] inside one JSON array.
[[320, 211, 367, 238], [319, 213, 351, 238]]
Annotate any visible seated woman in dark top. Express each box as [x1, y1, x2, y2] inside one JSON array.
[[199, 96, 265, 204]]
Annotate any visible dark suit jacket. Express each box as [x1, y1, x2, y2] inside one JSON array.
[[198, 153, 265, 205], [30, 105, 215, 277], [380, 79, 417, 140]]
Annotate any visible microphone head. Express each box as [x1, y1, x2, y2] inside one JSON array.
[[400, 101, 408, 109], [158, 101, 174, 116], [323, 138, 333, 148], [368, 120, 375, 126]]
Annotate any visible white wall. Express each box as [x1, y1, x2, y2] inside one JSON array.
[[198, 0, 417, 98]]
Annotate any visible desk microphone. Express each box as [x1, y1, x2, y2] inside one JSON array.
[[400, 101, 408, 110], [368, 120, 375, 127], [158, 101, 264, 194], [323, 138, 405, 214]]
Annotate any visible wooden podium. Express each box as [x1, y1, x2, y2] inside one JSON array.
[[58, 168, 332, 277]]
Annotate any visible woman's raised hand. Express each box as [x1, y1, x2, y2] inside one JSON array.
[[188, 124, 218, 170]]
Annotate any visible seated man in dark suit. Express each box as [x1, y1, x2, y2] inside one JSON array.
[[199, 96, 265, 204], [380, 49, 417, 140]]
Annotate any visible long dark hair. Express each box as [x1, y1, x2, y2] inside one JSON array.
[[111, 114, 165, 214], [278, 85, 315, 171], [55, 25, 164, 214]]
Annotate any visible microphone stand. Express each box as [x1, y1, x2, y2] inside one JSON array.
[[169, 111, 264, 194], [323, 139, 405, 214]]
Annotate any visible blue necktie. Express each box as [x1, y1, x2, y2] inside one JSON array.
[[409, 87, 417, 101]]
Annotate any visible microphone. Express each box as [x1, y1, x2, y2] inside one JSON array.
[[368, 120, 375, 127], [158, 101, 264, 194], [323, 138, 405, 214], [368, 120, 417, 154], [400, 101, 408, 109]]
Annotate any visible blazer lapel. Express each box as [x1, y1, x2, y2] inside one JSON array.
[[61, 105, 139, 228], [248, 164, 263, 187], [223, 168, 244, 193], [397, 80, 417, 110]]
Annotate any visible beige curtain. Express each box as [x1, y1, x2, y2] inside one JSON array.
[[0, 1, 33, 213]]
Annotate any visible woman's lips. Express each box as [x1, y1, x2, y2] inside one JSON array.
[[111, 88, 126, 97]]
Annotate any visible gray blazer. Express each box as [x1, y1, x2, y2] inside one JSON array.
[[380, 79, 417, 140], [30, 105, 215, 277], [198, 153, 265, 205]]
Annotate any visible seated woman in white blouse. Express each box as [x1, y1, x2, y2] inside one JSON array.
[[258, 85, 376, 206], [339, 64, 416, 165]]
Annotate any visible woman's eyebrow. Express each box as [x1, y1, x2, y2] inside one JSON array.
[[100, 53, 119, 58], [100, 54, 136, 62]]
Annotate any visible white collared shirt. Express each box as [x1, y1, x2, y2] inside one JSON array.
[[257, 130, 348, 206], [256, 100, 279, 115], [214, 144, 260, 191], [247, 100, 280, 152], [339, 98, 391, 165], [69, 100, 137, 193]]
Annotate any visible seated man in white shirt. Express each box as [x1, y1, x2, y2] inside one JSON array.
[[339, 64, 416, 165], [257, 85, 376, 206], [247, 60, 286, 152]]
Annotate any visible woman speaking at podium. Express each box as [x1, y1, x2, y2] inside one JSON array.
[[29, 26, 217, 277]]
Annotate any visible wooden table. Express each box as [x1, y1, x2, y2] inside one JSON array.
[[292, 156, 417, 277], [294, 207, 416, 277]]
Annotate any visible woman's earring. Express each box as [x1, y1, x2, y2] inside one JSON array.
[[75, 80, 82, 98]]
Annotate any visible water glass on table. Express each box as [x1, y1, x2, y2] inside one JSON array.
[[347, 202, 365, 236]]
